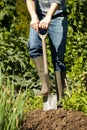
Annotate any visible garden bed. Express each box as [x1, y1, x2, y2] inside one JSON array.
[[20, 108, 87, 130]]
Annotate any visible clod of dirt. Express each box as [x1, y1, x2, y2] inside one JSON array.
[[20, 108, 87, 130]]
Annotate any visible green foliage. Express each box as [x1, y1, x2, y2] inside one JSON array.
[[15, 0, 30, 37], [0, 0, 16, 30], [65, 31, 87, 84], [0, 28, 36, 88], [0, 0, 40, 89], [62, 87, 87, 114], [0, 72, 43, 130], [0, 78, 25, 130], [24, 90, 43, 112], [58, 0, 87, 113], [65, 0, 87, 86], [66, 0, 87, 32]]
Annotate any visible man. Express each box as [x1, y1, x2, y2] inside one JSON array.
[[26, 0, 68, 102]]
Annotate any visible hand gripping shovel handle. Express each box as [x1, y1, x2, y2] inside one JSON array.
[[39, 32, 48, 75]]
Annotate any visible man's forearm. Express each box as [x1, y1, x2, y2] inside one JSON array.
[[26, 0, 37, 19], [46, 3, 59, 18], [26, 0, 39, 31]]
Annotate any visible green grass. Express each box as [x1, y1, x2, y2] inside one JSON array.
[[0, 71, 43, 130]]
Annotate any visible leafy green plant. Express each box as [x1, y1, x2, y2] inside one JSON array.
[[24, 89, 43, 112], [65, 31, 87, 86], [65, 0, 87, 86], [0, 71, 43, 130], [0, 79, 25, 130], [62, 86, 87, 114]]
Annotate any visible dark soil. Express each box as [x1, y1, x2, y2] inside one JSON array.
[[20, 108, 87, 130]]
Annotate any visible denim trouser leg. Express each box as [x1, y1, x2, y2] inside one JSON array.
[[48, 17, 68, 71], [28, 16, 68, 71], [28, 27, 43, 58]]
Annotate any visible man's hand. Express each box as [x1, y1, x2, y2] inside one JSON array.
[[39, 15, 51, 29], [30, 15, 40, 32], [30, 16, 39, 32]]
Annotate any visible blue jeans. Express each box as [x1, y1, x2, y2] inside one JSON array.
[[28, 16, 68, 71]]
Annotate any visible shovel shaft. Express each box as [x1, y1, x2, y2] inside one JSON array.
[[42, 39, 48, 74], [39, 33, 48, 75]]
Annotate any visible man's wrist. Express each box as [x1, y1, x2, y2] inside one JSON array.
[[31, 13, 38, 20], [46, 13, 52, 20]]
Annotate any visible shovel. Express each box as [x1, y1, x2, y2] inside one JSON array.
[[39, 32, 57, 110]]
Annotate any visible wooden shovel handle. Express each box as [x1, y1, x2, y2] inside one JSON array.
[[39, 33, 48, 74]]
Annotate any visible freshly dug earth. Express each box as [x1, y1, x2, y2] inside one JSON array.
[[20, 108, 87, 130]]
